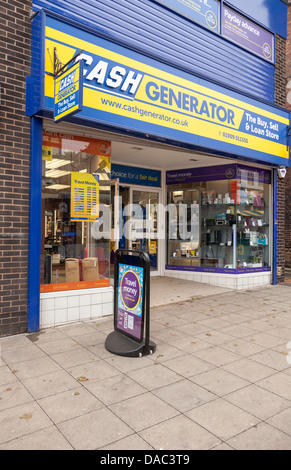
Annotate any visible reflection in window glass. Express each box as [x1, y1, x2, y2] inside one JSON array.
[[41, 130, 111, 293]]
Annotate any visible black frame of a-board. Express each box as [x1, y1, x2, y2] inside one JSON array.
[[114, 249, 148, 343], [105, 249, 156, 357]]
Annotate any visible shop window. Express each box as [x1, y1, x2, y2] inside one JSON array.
[[167, 187, 200, 269], [166, 165, 271, 273], [40, 130, 111, 293]]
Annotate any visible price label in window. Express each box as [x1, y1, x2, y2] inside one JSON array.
[[70, 172, 99, 222]]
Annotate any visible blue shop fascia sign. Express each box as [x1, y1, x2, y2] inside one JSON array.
[[111, 164, 161, 187]]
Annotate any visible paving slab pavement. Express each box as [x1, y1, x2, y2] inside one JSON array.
[[149, 276, 231, 307], [0, 283, 291, 450]]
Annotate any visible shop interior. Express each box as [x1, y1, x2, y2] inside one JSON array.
[[167, 174, 270, 271]]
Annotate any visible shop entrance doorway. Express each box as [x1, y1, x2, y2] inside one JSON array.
[[111, 180, 161, 275]]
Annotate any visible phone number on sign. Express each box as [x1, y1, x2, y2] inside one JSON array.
[[221, 131, 249, 143]]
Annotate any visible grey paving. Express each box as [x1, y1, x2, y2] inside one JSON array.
[[1, 283, 291, 450]]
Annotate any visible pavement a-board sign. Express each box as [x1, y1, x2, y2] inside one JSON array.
[[105, 249, 156, 357]]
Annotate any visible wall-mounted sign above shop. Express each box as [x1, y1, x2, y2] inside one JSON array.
[[54, 60, 83, 122], [153, 0, 220, 33], [222, 5, 274, 63]]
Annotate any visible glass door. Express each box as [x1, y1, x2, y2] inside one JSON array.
[[131, 188, 161, 273]]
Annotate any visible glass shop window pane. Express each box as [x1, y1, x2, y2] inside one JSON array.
[[167, 183, 200, 269], [40, 130, 111, 293], [236, 167, 271, 269], [166, 166, 271, 272], [200, 180, 236, 269]]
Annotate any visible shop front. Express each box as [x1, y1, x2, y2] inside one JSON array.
[[26, 9, 290, 332]]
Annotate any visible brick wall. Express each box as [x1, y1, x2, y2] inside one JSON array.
[[0, 0, 32, 336], [276, 34, 287, 107], [274, 33, 287, 282], [277, 177, 286, 281], [273, 33, 287, 282], [286, 4, 291, 268]]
